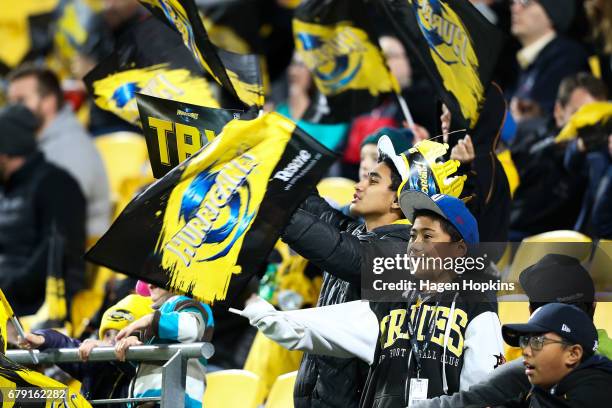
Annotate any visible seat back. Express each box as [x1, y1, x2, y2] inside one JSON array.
[[506, 230, 592, 284], [265, 371, 298, 408], [204, 369, 263, 408]]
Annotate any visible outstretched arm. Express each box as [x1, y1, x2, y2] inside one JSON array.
[[240, 297, 378, 365]]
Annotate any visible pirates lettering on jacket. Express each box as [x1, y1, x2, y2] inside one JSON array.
[[379, 304, 468, 358]]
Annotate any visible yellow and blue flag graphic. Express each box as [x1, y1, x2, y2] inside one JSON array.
[[84, 16, 219, 126], [87, 111, 335, 304], [378, 0, 502, 129], [0, 290, 13, 355], [293, 0, 400, 122], [139, 0, 265, 108]]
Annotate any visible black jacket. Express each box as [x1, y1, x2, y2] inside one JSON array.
[[282, 195, 410, 408], [0, 152, 86, 315], [504, 355, 612, 408], [512, 36, 589, 114], [509, 118, 585, 238]]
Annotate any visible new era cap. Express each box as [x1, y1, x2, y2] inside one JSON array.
[[502, 303, 598, 355]]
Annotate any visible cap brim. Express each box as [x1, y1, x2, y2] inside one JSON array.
[[378, 135, 409, 180], [398, 190, 446, 223], [502, 323, 549, 347]]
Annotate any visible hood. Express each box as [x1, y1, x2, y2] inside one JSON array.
[[576, 354, 612, 374]]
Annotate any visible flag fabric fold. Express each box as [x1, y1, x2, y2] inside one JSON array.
[[87, 112, 335, 304], [140, 0, 265, 108], [377, 0, 503, 129]]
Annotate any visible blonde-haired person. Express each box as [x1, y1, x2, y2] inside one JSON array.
[[18, 294, 153, 403]]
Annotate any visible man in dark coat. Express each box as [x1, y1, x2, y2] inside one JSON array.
[[0, 105, 86, 316]]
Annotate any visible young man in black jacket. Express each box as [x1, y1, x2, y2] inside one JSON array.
[[502, 303, 612, 407], [282, 141, 411, 408]]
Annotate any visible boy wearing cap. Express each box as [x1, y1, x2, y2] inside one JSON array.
[[501, 303, 612, 407], [240, 192, 503, 408]]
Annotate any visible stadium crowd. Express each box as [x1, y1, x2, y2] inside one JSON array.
[[0, 0, 611, 407]]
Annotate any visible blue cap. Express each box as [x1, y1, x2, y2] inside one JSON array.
[[399, 191, 479, 244], [502, 303, 598, 355]]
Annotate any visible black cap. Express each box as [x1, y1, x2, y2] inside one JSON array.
[[0, 105, 39, 156], [503, 303, 598, 355], [519, 254, 595, 303]]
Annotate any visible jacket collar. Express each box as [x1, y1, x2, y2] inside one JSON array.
[[4, 152, 44, 191]]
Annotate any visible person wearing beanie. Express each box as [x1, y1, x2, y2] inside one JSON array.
[[18, 294, 153, 406], [510, 0, 589, 118], [0, 104, 86, 316], [359, 127, 413, 182]]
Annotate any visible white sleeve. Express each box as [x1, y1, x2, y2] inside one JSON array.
[[241, 297, 378, 365], [459, 311, 504, 390]]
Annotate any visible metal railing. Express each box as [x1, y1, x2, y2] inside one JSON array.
[[6, 342, 215, 407]]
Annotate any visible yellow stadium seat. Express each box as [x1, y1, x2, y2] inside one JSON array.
[[498, 301, 530, 361], [317, 177, 356, 207], [506, 231, 593, 285], [204, 370, 263, 408], [94, 132, 150, 210], [590, 240, 612, 292], [595, 302, 612, 335], [244, 331, 303, 403], [265, 371, 298, 408]]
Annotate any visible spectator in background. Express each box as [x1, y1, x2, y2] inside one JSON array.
[[7, 65, 111, 243], [0, 105, 86, 315], [564, 108, 612, 238], [276, 54, 349, 153], [509, 0, 589, 121], [510, 73, 608, 240], [585, 0, 612, 92]]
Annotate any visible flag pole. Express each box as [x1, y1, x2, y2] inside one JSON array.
[[11, 317, 39, 364], [395, 93, 415, 127]]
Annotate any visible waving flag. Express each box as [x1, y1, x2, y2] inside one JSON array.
[[84, 16, 219, 126], [293, 0, 400, 123], [137, 93, 247, 178], [378, 0, 503, 129], [87, 112, 335, 303], [139, 0, 265, 108]]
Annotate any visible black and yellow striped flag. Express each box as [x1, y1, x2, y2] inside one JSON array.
[[87, 111, 335, 304], [140, 0, 265, 108], [83, 16, 219, 126]]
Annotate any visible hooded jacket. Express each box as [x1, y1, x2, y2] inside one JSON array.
[[281, 194, 411, 408], [508, 354, 612, 408]]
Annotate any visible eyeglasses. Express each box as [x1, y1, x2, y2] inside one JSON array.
[[519, 335, 570, 351]]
